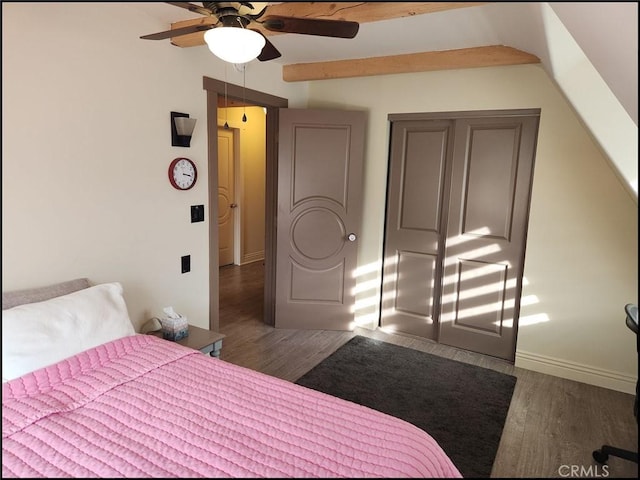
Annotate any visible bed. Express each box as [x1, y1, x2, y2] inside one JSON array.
[[2, 280, 461, 478]]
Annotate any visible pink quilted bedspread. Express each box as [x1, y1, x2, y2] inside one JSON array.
[[2, 334, 461, 478]]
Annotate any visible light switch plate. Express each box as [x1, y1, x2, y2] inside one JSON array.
[[191, 205, 204, 223]]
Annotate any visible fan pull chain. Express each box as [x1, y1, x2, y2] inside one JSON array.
[[223, 63, 230, 130], [242, 66, 247, 123]]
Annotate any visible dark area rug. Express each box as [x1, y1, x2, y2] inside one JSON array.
[[295, 335, 517, 478]]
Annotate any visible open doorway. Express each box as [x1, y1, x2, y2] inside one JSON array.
[[217, 106, 266, 328], [203, 76, 288, 331], [217, 108, 266, 268]]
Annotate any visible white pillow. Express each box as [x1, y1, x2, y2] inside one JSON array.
[[2, 282, 135, 382]]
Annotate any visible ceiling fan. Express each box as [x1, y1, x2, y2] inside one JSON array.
[[140, 2, 360, 63]]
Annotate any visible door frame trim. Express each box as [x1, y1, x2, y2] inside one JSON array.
[[203, 77, 288, 330], [389, 108, 541, 122]]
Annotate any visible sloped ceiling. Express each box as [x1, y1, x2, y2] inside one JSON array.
[[139, 1, 638, 197], [549, 2, 637, 125]]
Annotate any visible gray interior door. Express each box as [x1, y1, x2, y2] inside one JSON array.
[[439, 115, 539, 361], [275, 108, 366, 330], [380, 119, 455, 339], [381, 110, 539, 361]]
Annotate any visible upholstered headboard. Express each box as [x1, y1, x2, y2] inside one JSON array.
[[2, 278, 91, 310]]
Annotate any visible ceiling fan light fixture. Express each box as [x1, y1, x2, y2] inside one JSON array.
[[204, 27, 266, 64]]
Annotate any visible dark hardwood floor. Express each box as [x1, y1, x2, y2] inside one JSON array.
[[218, 262, 638, 478]]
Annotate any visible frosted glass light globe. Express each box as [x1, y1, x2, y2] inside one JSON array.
[[204, 27, 266, 64]]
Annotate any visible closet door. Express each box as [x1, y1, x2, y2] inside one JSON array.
[[438, 115, 539, 361], [380, 119, 455, 338], [381, 111, 539, 361]]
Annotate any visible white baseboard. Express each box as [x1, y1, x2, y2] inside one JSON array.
[[515, 350, 637, 394]]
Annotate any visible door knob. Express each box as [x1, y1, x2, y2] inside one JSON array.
[[347, 233, 357, 242], [230, 203, 237, 208]]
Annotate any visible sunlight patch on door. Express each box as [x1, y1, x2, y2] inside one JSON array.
[[352, 260, 384, 327]]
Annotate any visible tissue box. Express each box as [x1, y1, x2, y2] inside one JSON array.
[[160, 315, 189, 341]]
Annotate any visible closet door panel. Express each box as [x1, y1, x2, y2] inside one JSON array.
[[439, 115, 539, 361], [381, 120, 454, 338]]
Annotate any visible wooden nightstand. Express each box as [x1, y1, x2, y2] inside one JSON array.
[[151, 325, 225, 357]]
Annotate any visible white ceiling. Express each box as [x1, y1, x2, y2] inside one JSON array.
[[138, 2, 637, 125]]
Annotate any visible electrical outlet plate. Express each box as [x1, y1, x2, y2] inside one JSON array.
[[181, 255, 191, 273]]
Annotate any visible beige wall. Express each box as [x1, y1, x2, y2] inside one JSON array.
[[306, 65, 638, 393], [1, 3, 306, 330], [218, 107, 266, 265]]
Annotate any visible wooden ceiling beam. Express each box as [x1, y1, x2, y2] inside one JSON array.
[[282, 45, 540, 82], [168, 2, 487, 48], [254, 2, 488, 22]]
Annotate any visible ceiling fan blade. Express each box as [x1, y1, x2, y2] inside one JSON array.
[[261, 16, 359, 39], [165, 2, 213, 16], [140, 24, 214, 40], [250, 30, 282, 61]]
